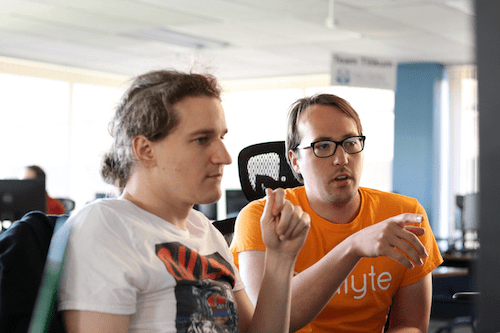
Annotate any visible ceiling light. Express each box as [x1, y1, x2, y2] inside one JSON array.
[[325, 0, 335, 29]]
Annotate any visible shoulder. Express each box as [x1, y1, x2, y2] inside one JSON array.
[[238, 196, 266, 218], [238, 186, 306, 218], [187, 209, 214, 232], [284, 186, 306, 203], [67, 198, 136, 237], [69, 198, 123, 220], [188, 209, 227, 241], [360, 187, 421, 210]]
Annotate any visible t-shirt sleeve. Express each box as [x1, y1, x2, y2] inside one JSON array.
[[400, 201, 444, 287], [229, 199, 267, 268], [58, 205, 140, 315]]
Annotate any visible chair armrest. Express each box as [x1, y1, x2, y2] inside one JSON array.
[[452, 291, 480, 301]]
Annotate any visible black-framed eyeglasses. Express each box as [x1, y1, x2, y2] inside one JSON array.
[[295, 136, 366, 158]]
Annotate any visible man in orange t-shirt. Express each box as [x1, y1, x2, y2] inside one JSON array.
[[230, 93, 443, 333]]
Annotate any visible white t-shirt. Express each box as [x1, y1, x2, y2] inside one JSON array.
[[58, 198, 244, 332]]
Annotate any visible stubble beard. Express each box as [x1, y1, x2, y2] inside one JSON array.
[[325, 186, 359, 208]]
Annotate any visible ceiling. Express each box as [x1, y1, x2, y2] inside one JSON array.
[[0, 0, 475, 80]]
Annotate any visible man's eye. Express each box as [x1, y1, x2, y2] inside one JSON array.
[[344, 139, 356, 147], [316, 142, 332, 150], [196, 137, 208, 144], [345, 138, 360, 147]]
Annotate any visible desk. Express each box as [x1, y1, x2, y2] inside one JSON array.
[[442, 252, 478, 268], [442, 251, 478, 281], [433, 266, 469, 279], [431, 252, 477, 320]]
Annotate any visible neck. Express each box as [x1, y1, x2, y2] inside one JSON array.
[[121, 174, 192, 231], [307, 190, 361, 225]]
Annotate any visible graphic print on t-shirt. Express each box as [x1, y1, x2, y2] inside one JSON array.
[[156, 242, 238, 333]]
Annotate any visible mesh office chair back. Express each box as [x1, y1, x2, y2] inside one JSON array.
[[238, 141, 302, 202]]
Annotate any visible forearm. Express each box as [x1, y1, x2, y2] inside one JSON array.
[[387, 327, 425, 333], [62, 310, 130, 333], [289, 239, 361, 331], [385, 275, 432, 333], [246, 250, 296, 333]]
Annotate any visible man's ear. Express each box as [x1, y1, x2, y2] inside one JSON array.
[[289, 149, 301, 175], [132, 135, 156, 167]]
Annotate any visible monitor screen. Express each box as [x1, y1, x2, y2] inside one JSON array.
[[0, 179, 46, 223], [463, 193, 479, 231], [194, 203, 217, 221], [226, 189, 249, 218]]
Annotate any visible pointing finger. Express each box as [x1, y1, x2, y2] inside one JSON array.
[[393, 213, 424, 227]]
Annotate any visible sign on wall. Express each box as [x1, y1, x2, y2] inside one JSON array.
[[331, 53, 397, 90]]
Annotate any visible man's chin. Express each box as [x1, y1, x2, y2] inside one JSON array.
[[327, 189, 359, 207], [197, 190, 222, 205]]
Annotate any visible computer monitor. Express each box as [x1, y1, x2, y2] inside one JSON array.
[[463, 193, 479, 231], [460, 192, 479, 250], [194, 203, 218, 221], [0, 179, 46, 224], [226, 189, 249, 218]]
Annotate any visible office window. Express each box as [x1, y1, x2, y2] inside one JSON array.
[[0, 73, 70, 195], [0, 72, 124, 212], [448, 65, 479, 247], [459, 75, 479, 194], [70, 83, 124, 208]]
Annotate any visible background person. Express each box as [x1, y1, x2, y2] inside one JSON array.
[[19, 165, 66, 215], [58, 70, 310, 333], [231, 93, 443, 333]]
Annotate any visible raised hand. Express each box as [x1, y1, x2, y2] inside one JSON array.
[[348, 213, 429, 269], [260, 188, 310, 257]]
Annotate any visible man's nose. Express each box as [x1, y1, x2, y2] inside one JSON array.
[[213, 141, 232, 165], [332, 145, 348, 165]]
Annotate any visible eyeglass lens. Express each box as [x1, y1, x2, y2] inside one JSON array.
[[313, 137, 364, 157]]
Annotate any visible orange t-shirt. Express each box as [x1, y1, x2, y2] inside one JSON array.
[[230, 186, 443, 333]]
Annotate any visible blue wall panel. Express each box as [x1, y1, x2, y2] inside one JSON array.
[[393, 63, 444, 229]]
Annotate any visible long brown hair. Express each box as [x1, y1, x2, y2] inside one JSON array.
[[101, 70, 221, 189]]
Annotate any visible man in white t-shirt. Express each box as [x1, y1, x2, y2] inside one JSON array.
[[58, 70, 310, 333]]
